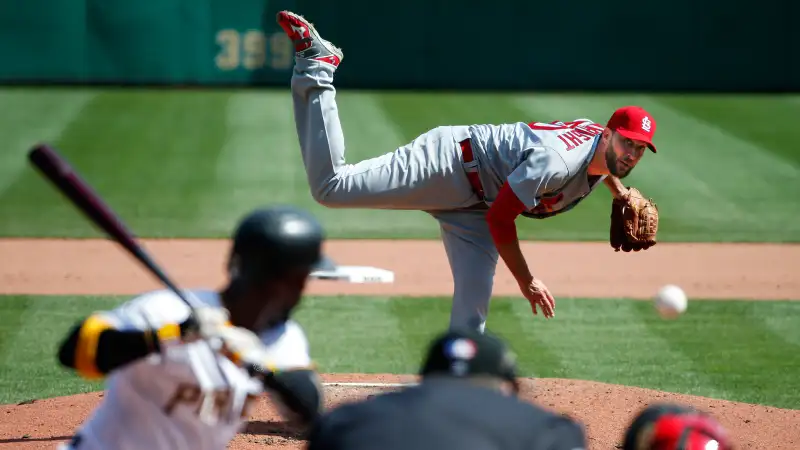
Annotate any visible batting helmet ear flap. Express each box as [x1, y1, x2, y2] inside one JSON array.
[[673, 415, 732, 450], [624, 403, 732, 450], [622, 403, 698, 450]]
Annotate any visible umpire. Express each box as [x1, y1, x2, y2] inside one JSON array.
[[307, 328, 587, 450]]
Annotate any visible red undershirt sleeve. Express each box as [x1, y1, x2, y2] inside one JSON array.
[[486, 181, 527, 245]]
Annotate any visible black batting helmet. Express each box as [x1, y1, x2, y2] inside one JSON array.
[[227, 205, 327, 284]]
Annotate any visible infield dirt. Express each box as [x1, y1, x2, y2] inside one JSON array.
[[0, 239, 798, 449]]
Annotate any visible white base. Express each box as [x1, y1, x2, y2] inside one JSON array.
[[310, 265, 395, 284]]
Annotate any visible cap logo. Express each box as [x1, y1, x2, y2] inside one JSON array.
[[444, 338, 477, 361], [641, 116, 652, 132]]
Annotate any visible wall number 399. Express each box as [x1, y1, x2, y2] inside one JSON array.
[[215, 29, 293, 71]]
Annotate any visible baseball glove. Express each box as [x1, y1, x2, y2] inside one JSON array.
[[610, 187, 659, 252]]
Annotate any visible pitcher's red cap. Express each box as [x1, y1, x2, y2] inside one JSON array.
[[607, 106, 657, 153]]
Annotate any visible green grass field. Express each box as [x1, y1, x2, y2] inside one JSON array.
[[1, 295, 799, 408], [0, 88, 798, 412], [0, 88, 798, 241]]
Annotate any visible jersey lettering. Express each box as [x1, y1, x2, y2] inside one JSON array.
[[528, 120, 604, 151], [163, 383, 259, 422]]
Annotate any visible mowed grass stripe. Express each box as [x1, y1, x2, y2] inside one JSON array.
[[386, 297, 463, 371], [486, 299, 567, 378], [0, 89, 231, 238], [760, 302, 800, 347], [376, 91, 533, 135], [0, 296, 34, 367], [0, 296, 125, 404], [634, 300, 800, 409], [387, 297, 458, 370], [294, 296, 410, 374], [1, 295, 797, 408], [201, 90, 303, 234], [642, 97, 799, 242], [0, 88, 96, 196], [505, 297, 711, 389], [657, 94, 800, 167]]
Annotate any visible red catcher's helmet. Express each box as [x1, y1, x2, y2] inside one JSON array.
[[622, 403, 732, 450]]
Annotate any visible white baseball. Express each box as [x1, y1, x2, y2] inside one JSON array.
[[653, 284, 688, 319]]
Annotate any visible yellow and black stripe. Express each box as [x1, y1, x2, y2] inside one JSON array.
[[58, 314, 182, 380], [72, 314, 115, 379]]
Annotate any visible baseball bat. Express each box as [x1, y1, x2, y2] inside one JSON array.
[[27, 144, 198, 309], [27, 143, 241, 419]]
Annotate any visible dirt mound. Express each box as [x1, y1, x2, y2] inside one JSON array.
[[1, 375, 797, 449]]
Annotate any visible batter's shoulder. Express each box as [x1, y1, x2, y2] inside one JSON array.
[[257, 319, 313, 370], [103, 288, 221, 330]]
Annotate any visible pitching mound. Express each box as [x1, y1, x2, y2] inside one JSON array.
[[0, 374, 797, 449]]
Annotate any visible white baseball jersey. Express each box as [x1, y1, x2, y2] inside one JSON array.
[[468, 118, 608, 217], [61, 288, 312, 450]]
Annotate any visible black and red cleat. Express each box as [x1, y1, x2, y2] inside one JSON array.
[[276, 11, 343, 67]]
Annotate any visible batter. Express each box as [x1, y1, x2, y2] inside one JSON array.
[[56, 206, 327, 450], [277, 11, 659, 332]]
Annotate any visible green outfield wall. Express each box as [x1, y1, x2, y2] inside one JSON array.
[[0, 0, 795, 91]]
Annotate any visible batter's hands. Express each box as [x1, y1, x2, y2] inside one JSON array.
[[212, 326, 274, 371], [519, 277, 555, 318], [179, 307, 232, 342], [179, 313, 275, 373]]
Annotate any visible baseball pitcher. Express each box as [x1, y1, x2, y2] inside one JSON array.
[[56, 206, 328, 450], [276, 11, 659, 332]]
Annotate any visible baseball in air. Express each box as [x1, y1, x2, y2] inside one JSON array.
[[653, 284, 688, 319]]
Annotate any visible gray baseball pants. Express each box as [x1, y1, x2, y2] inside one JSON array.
[[289, 58, 500, 332]]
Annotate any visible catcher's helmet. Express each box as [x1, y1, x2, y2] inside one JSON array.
[[227, 205, 326, 283], [622, 403, 731, 450]]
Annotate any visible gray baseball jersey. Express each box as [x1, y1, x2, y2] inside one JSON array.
[[468, 119, 608, 218], [287, 57, 606, 333]]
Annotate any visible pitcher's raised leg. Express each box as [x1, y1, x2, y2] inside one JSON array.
[[278, 11, 480, 211]]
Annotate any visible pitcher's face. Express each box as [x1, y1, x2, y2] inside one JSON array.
[[605, 131, 648, 178]]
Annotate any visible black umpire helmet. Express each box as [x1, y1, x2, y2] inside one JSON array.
[[420, 328, 520, 395], [227, 205, 327, 284]]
